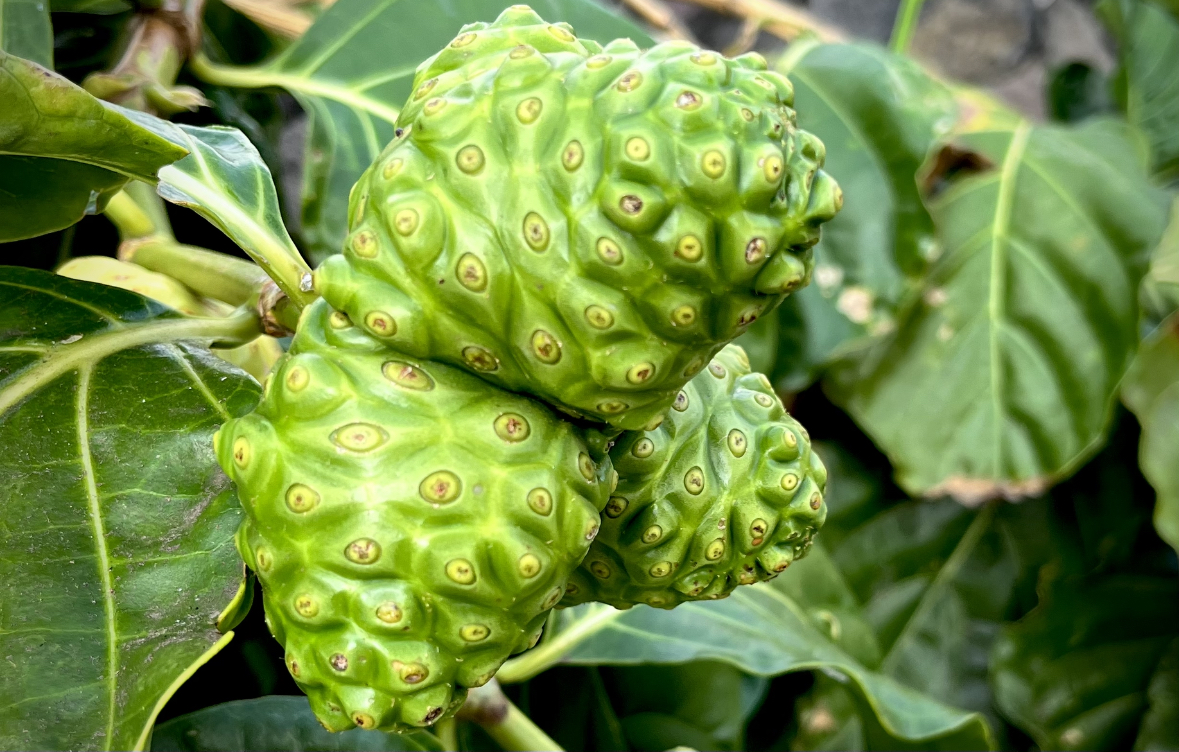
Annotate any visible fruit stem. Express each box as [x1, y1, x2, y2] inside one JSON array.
[[889, 0, 927, 54], [104, 183, 174, 242], [457, 680, 563, 752], [433, 718, 458, 751], [496, 605, 623, 684], [120, 238, 272, 308]]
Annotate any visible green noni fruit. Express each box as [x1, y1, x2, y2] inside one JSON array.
[[215, 300, 612, 731], [561, 344, 826, 609], [313, 4, 841, 431]]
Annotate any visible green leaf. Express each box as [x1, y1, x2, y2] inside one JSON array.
[[1141, 197, 1179, 323], [504, 581, 994, 749], [827, 113, 1169, 500], [0, 267, 261, 751], [607, 662, 767, 751], [1046, 62, 1112, 124], [1135, 638, 1179, 752], [150, 696, 444, 751], [1, 0, 53, 68], [1122, 313, 1179, 553], [49, 0, 131, 12], [0, 52, 187, 241], [155, 124, 314, 308], [192, 0, 653, 264], [1100, 0, 1179, 181], [991, 576, 1179, 751], [771, 41, 956, 390]]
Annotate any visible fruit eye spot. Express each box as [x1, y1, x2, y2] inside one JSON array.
[[382, 158, 403, 180], [382, 360, 435, 390], [671, 305, 697, 327], [285, 483, 320, 513], [605, 496, 628, 517], [462, 345, 499, 371], [424, 97, 446, 115], [590, 560, 611, 578], [626, 362, 655, 384], [456, 144, 485, 174], [332, 422, 388, 451], [684, 467, 705, 494], [509, 44, 533, 59], [531, 329, 562, 363], [625, 137, 650, 160], [673, 391, 689, 411], [675, 234, 703, 262], [741, 107, 755, 121], [294, 595, 318, 617], [548, 24, 574, 41], [420, 471, 462, 504], [345, 538, 381, 564], [364, 311, 397, 336], [728, 429, 747, 457], [393, 208, 419, 236], [649, 561, 672, 578], [810, 493, 823, 510], [413, 77, 437, 100], [518, 553, 541, 577], [400, 663, 429, 683], [328, 310, 351, 329], [642, 525, 662, 543], [494, 413, 531, 442], [350, 229, 379, 258], [585, 304, 614, 329], [461, 624, 490, 641], [516, 97, 543, 124], [755, 393, 774, 407], [596, 237, 624, 264], [632, 438, 654, 458], [702, 150, 726, 178], [617, 71, 642, 91], [376, 602, 403, 623], [706, 539, 725, 560], [446, 558, 476, 584], [597, 399, 628, 414], [451, 31, 476, 47], [781, 473, 800, 491], [676, 90, 702, 110], [691, 51, 716, 65], [232, 437, 250, 467], [330, 653, 348, 671], [586, 54, 612, 69], [523, 212, 550, 251], [562, 140, 584, 170], [578, 452, 596, 480], [527, 487, 553, 515], [709, 362, 727, 378], [619, 195, 643, 214]]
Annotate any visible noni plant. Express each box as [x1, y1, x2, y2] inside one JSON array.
[[2, 0, 1177, 751]]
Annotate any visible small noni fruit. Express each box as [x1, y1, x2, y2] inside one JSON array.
[[561, 344, 826, 609], [215, 300, 612, 731], [313, 4, 841, 431]]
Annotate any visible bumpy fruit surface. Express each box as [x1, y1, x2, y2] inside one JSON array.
[[562, 344, 826, 609], [314, 5, 841, 431], [215, 300, 611, 731]]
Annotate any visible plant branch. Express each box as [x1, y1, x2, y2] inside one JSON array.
[[120, 239, 272, 307], [889, 0, 927, 54], [676, 0, 845, 43], [456, 680, 563, 752], [620, 0, 696, 42], [496, 606, 622, 684]]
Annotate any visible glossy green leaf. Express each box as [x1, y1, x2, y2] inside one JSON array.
[[827, 113, 1169, 501], [1141, 197, 1179, 323], [608, 662, 767, 751], [192, 0, 652, 264], [770, 41, 956, 390], [1122, 313, 1179, 554], [155, 125, 314, 308], [0, 267, 261, 751], [0, 52, 187, 241], [991, 576, 1179, 751], [48, 0, 130, 12], [150, 696, 444, 751], [1, 0, 53, 68], [1100, 0, 1179, 181], [1135, 638, 1179, 752], [502, 575, 994, 749]]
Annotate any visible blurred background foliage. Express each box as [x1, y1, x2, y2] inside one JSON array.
[[2, 0, 1177, 749]]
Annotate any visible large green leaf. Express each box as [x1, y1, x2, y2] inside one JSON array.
[[1, 0, 53, 68], [1100, 0, 1179, 182], [150, 696, 444, 751], [499, 554, 995, 749], [0, 267, 261, 751], [766, 41, 956, 391], [191, 0, 653, 264], [155, 125, 315, 308], [991, 576, 1179, 751], [1121, 313, 1179, 553], [826, 111, 1169, 500], [0, 52, 187, 242], [606, 663, 767, 751]]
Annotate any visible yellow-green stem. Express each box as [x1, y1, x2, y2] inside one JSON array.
[[889, 0, 927, 54], [457, 681, 563, 752], [122, 239, 271, 307]]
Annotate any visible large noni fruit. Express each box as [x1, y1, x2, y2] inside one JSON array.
[[561, 344, 826, 609], [215, 300, 612, 731], [314, 5, 841, 431]]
